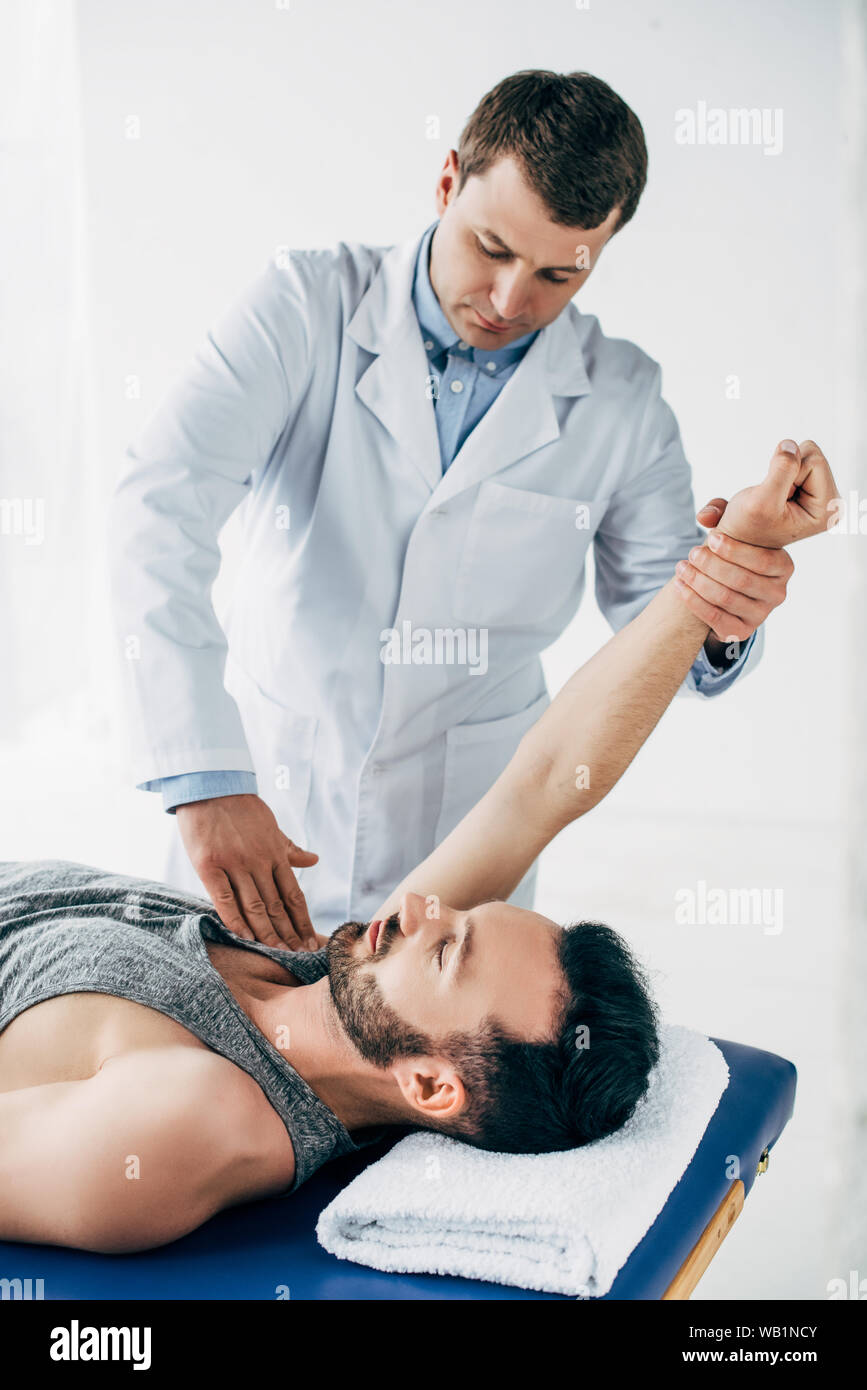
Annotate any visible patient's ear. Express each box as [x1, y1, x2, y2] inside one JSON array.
[[390, 1057, 466, 1121]]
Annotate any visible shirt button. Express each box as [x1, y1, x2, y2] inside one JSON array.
[[370, 763, 384, 775], [458, 339, 469, 350], [450, 380, 464, 394], [423, 339, 434, 350], [486, 361, 497, 371], [362, 880, 375, 895]]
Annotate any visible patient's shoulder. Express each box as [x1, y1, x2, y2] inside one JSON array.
[[91, 1047, 297, 1246], [139, 1045, 296, 1186], [3, 1046, 296, 1254]]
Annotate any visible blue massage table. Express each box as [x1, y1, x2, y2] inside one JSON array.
[[0, 1037, 795, 1300]]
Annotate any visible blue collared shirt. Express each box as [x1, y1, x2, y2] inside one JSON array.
[[150, 219, 753, 812], [411, 219, 540, 469]]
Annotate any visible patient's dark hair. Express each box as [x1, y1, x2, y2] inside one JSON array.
[[422, 922, 660, 1153], [456, 69, 648, 232]]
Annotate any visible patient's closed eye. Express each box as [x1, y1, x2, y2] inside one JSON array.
[[428, 937, 448, 971]]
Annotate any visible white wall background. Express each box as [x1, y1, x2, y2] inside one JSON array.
[[0, 0, 861, 1299]]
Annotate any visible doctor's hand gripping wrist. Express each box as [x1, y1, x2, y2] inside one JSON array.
[[175, 793, 320, 949], [673, 439, 839, 645], [370, 438, 838, 926]]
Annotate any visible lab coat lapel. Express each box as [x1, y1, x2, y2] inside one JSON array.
[[431, 305, 594, 509], [347, 232, 443, 495], [346, 229, 595, 505]]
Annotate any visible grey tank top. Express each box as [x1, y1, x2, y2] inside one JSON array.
[[0, 859, 389, 1193]]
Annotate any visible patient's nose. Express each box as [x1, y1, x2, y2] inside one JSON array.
[[400, 891, 447, 935]]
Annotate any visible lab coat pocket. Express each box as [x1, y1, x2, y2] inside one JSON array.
[[434, 689, 550, 846], [224, 661, 318, 845], [453, 481, 605, 628]]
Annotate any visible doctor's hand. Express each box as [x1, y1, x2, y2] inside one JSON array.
[[175, 794, 320, 949], [674, 439, 839, 646]]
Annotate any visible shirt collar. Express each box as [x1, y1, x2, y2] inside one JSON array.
[[412, 219, 538, 372]]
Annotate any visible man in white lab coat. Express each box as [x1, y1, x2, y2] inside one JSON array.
[[110, 70, 786, 943]]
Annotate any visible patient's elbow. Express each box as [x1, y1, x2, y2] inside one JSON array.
[[529, 756, 607, 835], [60, 1198, 201, 1255]]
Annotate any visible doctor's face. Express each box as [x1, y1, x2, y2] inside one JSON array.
[[429, 152, 621, 346], [325, 892, 564, 1066]]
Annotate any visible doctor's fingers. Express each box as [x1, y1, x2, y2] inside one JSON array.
[[675, 561, 770, 631], [200, 867, 256, 942], [673, 576, 755, 644], [696, 495, 728, 525], [684, 546, 791, 603], [699, 531, 794, 579], [231, 867, 307, 949], [273, 856, 319, 949]]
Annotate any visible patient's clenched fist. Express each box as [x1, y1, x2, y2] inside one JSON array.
[[714, 439, 840, 550]]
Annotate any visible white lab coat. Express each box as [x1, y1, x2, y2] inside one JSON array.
[[109, 227, 762, 933]]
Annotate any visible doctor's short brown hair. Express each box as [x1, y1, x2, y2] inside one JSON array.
[[456, 69, 648, 233]]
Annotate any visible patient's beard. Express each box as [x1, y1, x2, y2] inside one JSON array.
[[325, 916, 434, 1068]]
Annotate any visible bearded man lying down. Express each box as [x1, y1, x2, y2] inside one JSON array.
[[0, 441, 836, 1252]]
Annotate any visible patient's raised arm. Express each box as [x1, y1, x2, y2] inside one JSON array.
[[372, 440, 839, 918]]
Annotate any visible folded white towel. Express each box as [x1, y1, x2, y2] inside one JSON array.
[[316, 1024, 729, 1297]]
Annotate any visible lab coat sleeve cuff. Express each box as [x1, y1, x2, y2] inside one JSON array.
[[139, 769, 259, 814], [680, 625, 763, 698]]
